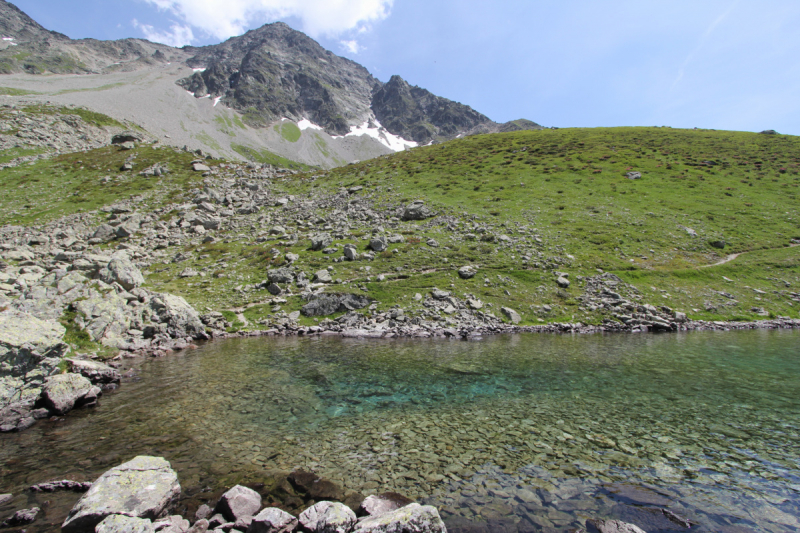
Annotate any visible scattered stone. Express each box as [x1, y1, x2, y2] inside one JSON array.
[[192, 163, 211, 172], [557, 276, 570, 288], [457, 266, 477, 279], [369, 237, 387, 252], [298, 501, 356, 533], [501, 307, 521, 324], [709, 240, 725, 249], [62, 456, 181, 533], [310, 234, 333, 251], [402, 201, 433, 221], [0, 494, 11, 505], [626, 171, 642, 180], [313, 270, 333, 283], [214, 485, 262, 525], [247, 508, 297, 533]]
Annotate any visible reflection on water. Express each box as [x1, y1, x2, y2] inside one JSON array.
[[1, 330, 799, 532]]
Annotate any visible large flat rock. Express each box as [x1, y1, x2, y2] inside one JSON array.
[[62, 456, 180, 533]]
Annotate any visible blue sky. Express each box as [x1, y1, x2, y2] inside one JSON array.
[[10, 0, 800, 135]]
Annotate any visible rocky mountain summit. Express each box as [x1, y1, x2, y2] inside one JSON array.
[[178, 22, 540, 143], [0, 0, 184, 74]]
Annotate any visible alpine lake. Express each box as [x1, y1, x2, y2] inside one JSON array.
[[1, 329, 799, 533]]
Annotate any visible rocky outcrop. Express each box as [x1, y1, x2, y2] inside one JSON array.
[[0, 309, 68, 408], [301, 294, 371, 317], [62, 456, 181, 533], [67, 359, 121, 386]]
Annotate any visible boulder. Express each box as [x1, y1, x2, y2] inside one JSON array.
[[149, 294, 205, 339], [369, 238, 388, 252], [709, 240, 726, 249], [112, 132, 144, 145], [95, 515, 155, 533], [457, 266, 477, 279], [0, 494, 11, 505], [358, 493, 414, 518], [268, 268, 294, 284], [354, 503, 445, 533], [310, 234, 333, 251], [313, 270, 333, 283], [153, 515, 190, 533], [402, 201, 433, 221], [585, 519, 647, 533], [214, 485, 262, 525], [0, 310, 68, 408], [557, 276, 570, 288], [626, 171, 642, 180], [343, 245, 358, 261], [301, 294, 371, 317], [192, 163, 211, 172], [41, 373, 95, 415], [62, 456, 180, 533], [92, 224, 117, 243], [247, 508, 297, 533], [500, 307, 521, 325], [298, 502, 355, 533], [67, 359, 121, 385], [99, 255, 145, 291]]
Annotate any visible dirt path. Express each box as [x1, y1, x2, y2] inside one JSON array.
[[700, 243, 798, 268]]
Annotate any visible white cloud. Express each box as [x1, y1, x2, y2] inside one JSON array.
[[340, 40, 361, 54], [133, 18, 194, 47], [139, 0, 393, 43]]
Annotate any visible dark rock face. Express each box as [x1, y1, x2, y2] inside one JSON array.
[[371, 75, 492, 144], [301, 294, 371, 317]]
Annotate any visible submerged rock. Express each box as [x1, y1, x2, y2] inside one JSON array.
[[1, 507, 39, 527], [62, 456, 180, 533]]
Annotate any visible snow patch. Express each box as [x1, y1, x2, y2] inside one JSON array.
[[2, 37, 14, 41], [193, 68, 206, 72], [336, 119, 418, 152], [298, 119, 323, 131]]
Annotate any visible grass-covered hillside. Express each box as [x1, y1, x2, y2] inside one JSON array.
[[1, 120, 798, 335]]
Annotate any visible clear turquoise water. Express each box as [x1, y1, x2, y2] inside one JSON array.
[[1, 329, 798, 532]]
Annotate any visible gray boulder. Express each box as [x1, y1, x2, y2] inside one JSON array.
[[301, 294, 371, 317], [402, 201, 433, 221], [0, 310, 68, 408], [67, 359, 121, 385], [626, 171, 642, 180], [41, 373, 95, 415], [95, 515, 155, 533], [92, 224, 117, 243], [500, 307, 521, 325], [354, 503, 446, 533], [709, 240, 726, 249], [62, 456, 180, 533], [557, 276, 570, 288], [99, 255, 144, 291], [310, 234, 333, 251], [586, 519, 647, 533], [369, 238, 388, 252], [313, 270, 333, 283], [298, 502, 355, 533], [343, 245, 358, 261], [214, 485, 262, 526], [457, 266, 477, 279], [268, 268, 294, 284], [247, 508, 297, 533], [153, 515, 190, 533], [149, 294, 205, 339]]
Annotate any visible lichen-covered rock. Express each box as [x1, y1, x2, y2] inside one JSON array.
[[0, 309, 68, 407], [149, 294, 205, 339], [214, 485, 262, 524], [99, 254, 145, 291], [500, 307, 521, 325], [247, 508, 297, 533], [95, 515, 155, 533], [41, 373, 95, 415], [298, 502, 355, 533], [354, 503, 446, 533], [73, 290, 131, 346], [62, 456, 181, 533], [67, 359, 121, 385], [267, 268, 294, 284]]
